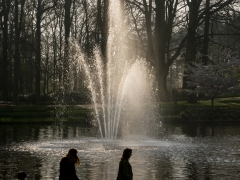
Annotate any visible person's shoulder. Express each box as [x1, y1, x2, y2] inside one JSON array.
[[60, 156, 68, 163], [120, 158, 128, 164]]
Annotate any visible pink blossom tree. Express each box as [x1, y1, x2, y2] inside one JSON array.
[[185, 50, 240, 108]]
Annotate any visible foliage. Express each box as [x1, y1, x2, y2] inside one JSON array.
[[15, 90, 91, 105], [180, 107, 240, 121], [55, 90, 91, 105], [0, 0, 240, 103], [0, 105, 93, 123]]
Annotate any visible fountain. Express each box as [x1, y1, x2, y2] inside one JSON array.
[[69, 0, 157, 140], [2, 1, 240, 180]]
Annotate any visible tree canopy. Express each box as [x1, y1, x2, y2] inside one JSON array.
[[0, 0, 240, 104]]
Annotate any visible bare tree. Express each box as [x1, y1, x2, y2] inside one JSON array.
[[0, 0, 12, 101], [34, 0, 56, 104], [127, 0, 187, 101], [13, 0, 26, 104], [183, 0, 236, 103]]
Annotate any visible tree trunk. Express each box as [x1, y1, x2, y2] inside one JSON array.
[[43, 46, 49, 94], [53, 30, 57, 92], [64, 0, 72, 92], [13, 0, 20, 104], [30, 24, 35, 95], [143, 0, 155, 65], [96, 0, 102, 45], [202, 0, 210, 65], [183, 0, 202, 103], [59, 16, 63, 91], [9, 23, 14, 99], [211, 98, 214, 110], [29, 50, 34, 95], [155, 0, 169, 101], [211, 97, 214, 136], [1, 0, 11, 101], [101, 0, 109, 61], [64, 0, 72, 42], [83, 0, 90, 55], [198, 0, 210, 100], [158, 67, 170, 101], [13, 0, 25, 104], [35, 0, 42, 104]]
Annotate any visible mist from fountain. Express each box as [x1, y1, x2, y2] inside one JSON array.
[[70, 0, 157, 140]]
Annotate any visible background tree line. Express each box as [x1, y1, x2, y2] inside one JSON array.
[[0, 0, 239, 104]]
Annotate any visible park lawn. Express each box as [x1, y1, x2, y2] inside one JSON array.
[[0, 105, 92, 123], [162, 97, 240, 108], [0, 117, 67, 123], [159, 97, 240, 120], [214, 97, 240, 107], [0, 97, 238, 123]]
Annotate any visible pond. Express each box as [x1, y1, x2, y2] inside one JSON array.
[[1, 121, 240, 180]]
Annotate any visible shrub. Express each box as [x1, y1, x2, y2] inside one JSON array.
[[220, 113, 229, 119], [179, 107, 240, 121], [55, 91, 91, 105], [213, 112, 221, 119]]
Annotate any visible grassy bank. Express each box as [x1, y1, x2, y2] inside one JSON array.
[[160, 97, 240, 121], [0, 97, 239, 123], [0, 105, 93, 124]]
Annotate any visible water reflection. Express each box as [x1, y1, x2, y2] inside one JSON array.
[[0, 122, 240, 179]]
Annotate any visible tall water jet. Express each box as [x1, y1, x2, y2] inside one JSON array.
[[69, 0, 157, 140]]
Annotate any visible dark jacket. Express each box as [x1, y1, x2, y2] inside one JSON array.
[[117, 158, 133, 180], [59, 157, 79, 180]]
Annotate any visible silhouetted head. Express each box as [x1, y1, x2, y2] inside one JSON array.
[[17, 171, 26, 180], [122, 148, 132, 160], [66, 148, 80, 165]]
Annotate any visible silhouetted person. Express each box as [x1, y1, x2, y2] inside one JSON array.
[[59, 148, 80, 180], [117, 148, 133, 180], [17, 171, 26, 180]]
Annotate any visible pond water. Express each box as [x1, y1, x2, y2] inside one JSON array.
[[1, 121, 240, 180]]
